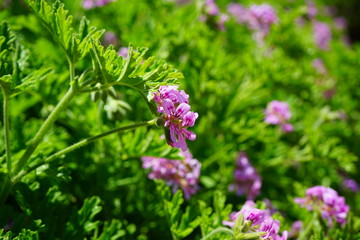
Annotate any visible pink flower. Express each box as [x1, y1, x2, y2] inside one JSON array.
[[264, 101, 293, 133], [153, 86, 198, 151], [313, 21, 332, 50], [343, 178, 359, 192], [307, 0, 317, 19], [312, 58, 327, 75], [82, 0, 115, 9], [227, 3, 248, 24], [334, 17, 347, 30], [141, 151, 201, 199], [227, 3, 277, 41], [289, 221, 302, 238], [223, 201, 288, 239], [117, 47, 129, 59], [201, 0, 229, 31], [102, 31, 119, 47], [295, 186, 350, 227], [217, 14, 229, 31], [247, 4, 278, 34], [229, 152, 262, 200], [323, 88, 336, 99], [205, 0, 220, 16]]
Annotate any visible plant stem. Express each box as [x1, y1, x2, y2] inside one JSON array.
[[0, 88, 13, 205], [12, 86, 77, 177], [2, 89, 12, 178], [69, 61, 78, 90], [13, 119, 157, 182], [298, 212, 318, 240], [80, 81, 159, 116], [200, 227, 235, 240], [46, 119, 157, 162], [0, 177, 13, 205]]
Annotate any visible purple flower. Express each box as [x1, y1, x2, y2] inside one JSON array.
[[247, 4, 277, 43], [295, 186, 350, 227], [201, 0, 229, 31], [247, 4, 278, 32], [241, 202, 266, 225], [153, 86, 198, 151], [227, 3, 277, 42], [307, 1, 317, 19], [313, 21, 332, 50], [217, 14, 229, 31], [258, 216, 279, 239], [223, 201, 288, 239], [82, 0, 115, 9], [264, 101, 293, 133], [289, 221, 302, 238], [227, 3, 248, 24], [229, 152, 262, 200], [141, 151, 201, 199], [323, 88, 336, 99], [117, 47, 129, 59], [223, 201, 265, 228], [205, 0, 220, 16], [102, 31, 119, 48], [343, 179, 359, 192], [312, 58, 327, 75], [334, 17, 347, 30]]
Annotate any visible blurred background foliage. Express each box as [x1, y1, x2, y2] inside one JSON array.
[[0, 0, 359, 239]]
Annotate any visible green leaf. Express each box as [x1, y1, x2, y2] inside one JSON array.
[[156, 181, 199, 239], [65, 196, 103, 239], [13, 229, 39, 240], [235, 232, 267, 240], [24, 0, 73, 56], [94, 219, 126, 240]]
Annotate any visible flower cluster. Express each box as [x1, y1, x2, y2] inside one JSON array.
[[201, 0, 229, 31], [313, 21, 332, 50], [229, 152, 262, 200], [342, 178, 359, 193], [227, 3, 247, 24], [82, 0, 115, 9], [247, 4, 278, 35], [153, 86, 198, 151], [307, 0, 317, 19], [228, 3, 277, 43], [334, 17, 347, 31], [205, 0, 219, 16], [141, 151, 201, 199], [223, 201, 288, 240], [102, 31, 119, 48], [264, 101, 293, 133], [117, 47, 129, 59], [312, 58, 327, 75], [294, 186, 349, 227]]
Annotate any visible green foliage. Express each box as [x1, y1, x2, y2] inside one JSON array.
[[156, 181, 199, 239], [0, 21, 47, 97], [64, 196, 102, 239], [94, 219, 126, 240], [198, 192, 232, 238], [1, 0, 360, 239]]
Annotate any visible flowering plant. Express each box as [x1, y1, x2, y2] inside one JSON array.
[[0, 0, 360, 239]]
